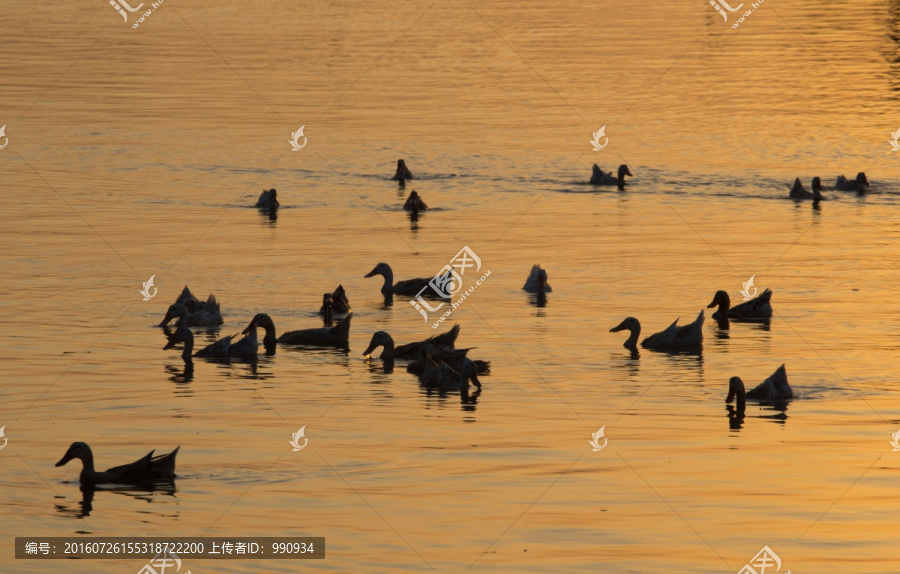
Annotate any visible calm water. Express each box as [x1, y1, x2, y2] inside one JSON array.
[[3, 0, 900, 572]]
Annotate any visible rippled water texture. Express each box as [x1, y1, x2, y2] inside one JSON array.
[[3, 0, 900, 572]]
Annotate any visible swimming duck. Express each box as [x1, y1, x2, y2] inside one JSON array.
[[726, 364, 793, 409], [55, 442, 179, 485], [590, 164, 633, 189], [403, 190, 428, 212], [159, 293, 223, 327], [393, 159, 413, 182], [365, 262, 447, 298], [789, 177, 824, 200], [835, 172, 869, 192], [406, 345, 490, 376], [247, 313, 351, 348], [362, 325, 460, 360], [164, 324, 258, 360], [255, 188, 279, 209], [610, 310, 704, 352], [421, 353, 483, 391], [522, 264, 552, 293], [707, 288, 772, 321], [319, 285, 352, 315]]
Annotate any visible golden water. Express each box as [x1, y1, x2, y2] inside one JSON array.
[[3, 0, 900, 572]]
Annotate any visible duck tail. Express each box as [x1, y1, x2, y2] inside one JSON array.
[[206, 293, 219, 313], [433, 324, 461, 348], [758, 288, 773, 303]]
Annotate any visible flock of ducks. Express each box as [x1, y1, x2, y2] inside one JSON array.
[[789, 172, 869, 201], [57, 159, 800, 486]]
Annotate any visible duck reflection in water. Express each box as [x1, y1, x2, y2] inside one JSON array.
[[165, 360, 194, 384], [55, 483, 177, 519]]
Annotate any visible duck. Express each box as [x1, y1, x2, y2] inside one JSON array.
[[163, 324, 258, 360], [609, 310, 704, 352], [789, 177, 824, 200], [325, 284, 351, 314], [247, 313, 351, 348], [522, 264, 552, 293], [406, 345, 490, 376], [707, 288, 772, 321], [726, 364, 793, 409], [590, 164, 633, 189], [393, 159, 413, 182], [403, 190, 428, 212], [255, 188, 279, 209], [159, 293, 223, 327], [55, 442, 179, 485], [365, 262, 447, 298], [362, 325, 460, 360], [421, 353, 483, 391], [834, 172, 869, 192]]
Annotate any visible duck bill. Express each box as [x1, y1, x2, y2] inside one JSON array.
[[242, 320, 256, 335], [706, 300, 717, 309], [361, 342, 377, 357], [163, 339, 177, 351], [469, 373, 482, 388], [364, 267, 378, 278], [158, 310, 174, 327], [609, 321, 627, 333], [54, 452, 74, 467], [625, 169, 633, 177]]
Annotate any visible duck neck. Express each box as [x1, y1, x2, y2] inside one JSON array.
[[259, 317, 278, 347], [380, 269, 394, 294], [617, 174, 626, 189], [623, 326, 640, 350], [78, 450, 96, 482], [381, 336, 396, 360], [727, 378, 746, 411]]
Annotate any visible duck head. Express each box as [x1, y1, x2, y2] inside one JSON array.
[[811, 177, 824, 199], [856, 172, 869, 187], [460, 358, 482, 389], [55, 441, 93, 468], [707, 290, 731, 311], [246, 313, 277, 347], [362, 331, 394, 358], [610, 317, 641, 349], [618, 164, 633, 179], [159, 303, 189, 327], [364, 262, 391, 279]]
